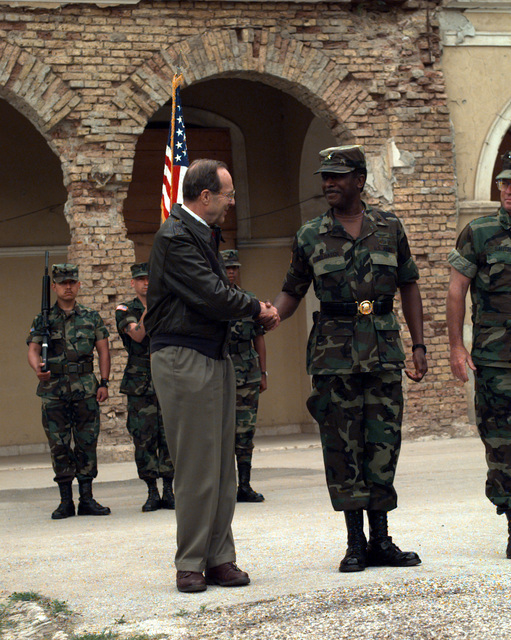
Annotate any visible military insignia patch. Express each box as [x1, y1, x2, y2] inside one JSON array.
[[116, 304, 129, 311]]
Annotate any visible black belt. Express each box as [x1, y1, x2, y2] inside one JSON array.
[[320, 299, 393, 317], [128, 355, 151, 367], [49, 362, 94, 374]]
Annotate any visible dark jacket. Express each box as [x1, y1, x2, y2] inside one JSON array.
[[145, 204, 260, 359]]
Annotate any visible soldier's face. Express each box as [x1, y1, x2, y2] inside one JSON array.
[[499, 179, 511, 213], [321, 171, 364, 211], [52, 279, 80, 302], [225, 266, 239, 286], [131, 275, 149, 297]]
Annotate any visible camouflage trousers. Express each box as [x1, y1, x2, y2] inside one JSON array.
[[126, 394, 174, 481], [41, 394, 100, 484], [475, 366, 511, 514], [235, 381, 260, 466], [307, 371, 403, 512]]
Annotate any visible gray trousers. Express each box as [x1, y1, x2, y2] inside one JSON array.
[[151, 345, 237, 572]]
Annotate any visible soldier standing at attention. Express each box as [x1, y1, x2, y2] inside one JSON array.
[[220, 249, 267, 503], [116, 262, 175, 512], [27, 264, 111, 519], [273, 145, 428, 572], [447, 151, 511, 559]]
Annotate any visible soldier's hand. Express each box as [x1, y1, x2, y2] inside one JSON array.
[[97, 387, 109, 402], [404, 349, 427, 382], [260, 373, 268, 392], [450, 345, 476, 382], [35, 362, 51, 382], [258, 301, 280, 331]]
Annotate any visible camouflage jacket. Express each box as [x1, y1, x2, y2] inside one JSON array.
[[448, 206, 511, 368], [282, 206, 419, 375], [116, 297, 154, 395], [27, 302, 109, 399], [228, 286, 264, 386]]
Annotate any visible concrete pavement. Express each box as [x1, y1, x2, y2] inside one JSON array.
[[1, 433, 510, 637]]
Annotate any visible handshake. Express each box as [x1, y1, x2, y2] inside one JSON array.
[[257, 300, 280, 331]]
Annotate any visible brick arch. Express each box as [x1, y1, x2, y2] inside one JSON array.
[[0, 41, 80, 135], [114, 28, 369, 136]]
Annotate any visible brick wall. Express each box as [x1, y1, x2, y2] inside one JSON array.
[[0, 0, 468, 442]]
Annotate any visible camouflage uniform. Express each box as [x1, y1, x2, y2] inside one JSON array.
[[448, 206, 511, 514], [282, 205, 419, 512], [116, 296, 173, 483], [228, 288, 264, 466], [27, 301, 109, 484]]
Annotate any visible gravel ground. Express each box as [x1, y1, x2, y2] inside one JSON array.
[[3, 573, 511, 639]]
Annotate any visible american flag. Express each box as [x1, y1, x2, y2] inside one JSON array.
[[161, 75, 189, 223]]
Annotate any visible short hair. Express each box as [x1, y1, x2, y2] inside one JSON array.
[[183, 159, 229, 201]]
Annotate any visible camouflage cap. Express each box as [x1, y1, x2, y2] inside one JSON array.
[[314, 144, 366, 174], [131, 262, 149, 278], [52, 263, 79, 283], [220, 249, 241, 267], [496, 151, 511, 180]]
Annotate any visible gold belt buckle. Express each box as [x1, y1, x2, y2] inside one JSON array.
[[357, 300, 374, 315]]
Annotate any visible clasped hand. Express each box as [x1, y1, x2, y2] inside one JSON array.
[[258, 300, 280, 331]]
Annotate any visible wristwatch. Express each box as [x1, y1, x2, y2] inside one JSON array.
[[99, 378, 109, 388]]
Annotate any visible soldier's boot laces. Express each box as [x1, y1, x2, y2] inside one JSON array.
[[142, 479, 161, 512], [77, 480, 111, 516], [366, 510, 421, 567], [160, 478, 175, 510], [237, 463, 264, 503], [51, 481, 75, 520], [506, 511, 511, 559], [339, 509, 367, 572]]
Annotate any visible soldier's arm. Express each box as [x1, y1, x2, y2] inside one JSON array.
[[446, 267, 475, 383], [274, 291, 301, 321], [400, 281, 427, 382], [125, 307, 148, 343], [253, 334, 268, 392], [95, 337, 111, 402], [27, 342, 51, 382]]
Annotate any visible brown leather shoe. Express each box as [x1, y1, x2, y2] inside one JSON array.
[[176, 571, 207, 593], [205, 562, 250, 587]]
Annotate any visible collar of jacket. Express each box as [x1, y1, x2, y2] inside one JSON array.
[[318, 203, 384, 236], [171, 204, 224, 247], [498, 206, 511, 230], [52, 302, 83, 317]]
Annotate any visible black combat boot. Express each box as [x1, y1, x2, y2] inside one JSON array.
[[51, 481, 75, 520], [142, 479, 161, 512], [160, 478, 175, 510], [366, 510, 421, 567], [77, 480, 111, 516], [339, 509, 367, 572], [506, 511, 511, 559], [237, 462, 264, 502]]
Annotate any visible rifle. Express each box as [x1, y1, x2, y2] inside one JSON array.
[[40, 251, 51, 373]]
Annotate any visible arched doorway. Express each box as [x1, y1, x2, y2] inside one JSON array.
[[0, 98, 70, 454]]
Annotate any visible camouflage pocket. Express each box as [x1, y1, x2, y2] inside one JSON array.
[[308, 316, 354, 372], [370, 251, 398, 297], [75, 328, 96, 355], [487, 251, 511, 293], [373, 315, 405, 366]]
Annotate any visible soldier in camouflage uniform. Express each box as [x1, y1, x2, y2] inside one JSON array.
[[27, 264, 111, 520], [274, 145, 428, 572], [220, 250, 267, 503], [447, 151, 511, 559], [116, 262, 174, 512]]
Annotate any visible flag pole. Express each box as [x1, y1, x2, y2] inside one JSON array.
[[161, 73, 184, 225]]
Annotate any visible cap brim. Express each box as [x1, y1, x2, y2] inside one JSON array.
[[496, 170, 511, 180], [314, 166, 355, 175]]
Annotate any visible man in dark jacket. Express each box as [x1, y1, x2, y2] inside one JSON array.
[[145, 158, 279, 593]]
